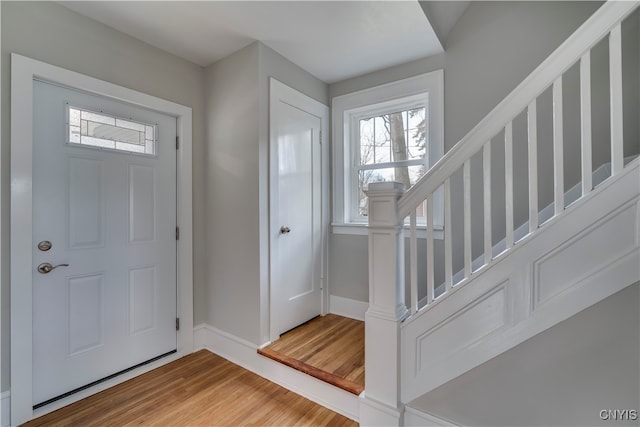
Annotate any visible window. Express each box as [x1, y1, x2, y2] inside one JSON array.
[[332, 71, 444, 234], [67, 105, 157, 156], [353, 104, 429, 219]]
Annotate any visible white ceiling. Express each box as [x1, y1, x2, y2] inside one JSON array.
[[59, 1, 452, 83]]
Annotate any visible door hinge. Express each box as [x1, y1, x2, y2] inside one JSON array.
[[176, 318, 180, 331], [176, 136, 180, 149], [176, 226, 180, 240], [319, 130, 322, 145]]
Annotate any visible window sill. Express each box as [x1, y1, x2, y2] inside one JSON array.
[[331, 222, 444, 240]]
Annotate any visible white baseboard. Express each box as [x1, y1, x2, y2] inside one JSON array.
[[1, 391, 10, 427], [358, 394, 403, 426], [405, 406, 460, 427], [329, 295, 368, 321], [193, 323, 359, 422]]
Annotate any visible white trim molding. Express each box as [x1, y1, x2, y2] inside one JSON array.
[[10, 54, 194, 426], [193, 324, 359, 422], [329, 295, 368, 322], [332, 222, 444, 240], [404, 406, 461, 427]]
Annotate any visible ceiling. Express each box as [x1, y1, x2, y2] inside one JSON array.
[[59, 1, 468, 84]]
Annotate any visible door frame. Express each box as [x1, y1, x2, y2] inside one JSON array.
[[10, 53, 194, 425], [268, 78, 329, 342]]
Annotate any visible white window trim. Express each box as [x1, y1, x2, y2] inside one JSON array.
[[332, 70, 444, 235]]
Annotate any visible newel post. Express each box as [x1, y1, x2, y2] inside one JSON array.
[[360, 181, 408, 426]]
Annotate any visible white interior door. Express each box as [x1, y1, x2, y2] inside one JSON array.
[[270, 79, 327, 338], [32, 80, 177, 406]]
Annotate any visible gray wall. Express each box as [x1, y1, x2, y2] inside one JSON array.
[[328, 1, 609, 304], [410, 282, 640, 426], [204, 43, 262, 345], [0, 1, 207, 393], [205, 41, 328, 346]]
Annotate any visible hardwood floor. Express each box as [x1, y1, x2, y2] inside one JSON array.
[[24, 350, 357, 426], [258, 314, 364, 395]]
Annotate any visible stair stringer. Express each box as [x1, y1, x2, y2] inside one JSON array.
[[400, 159, 640, 404]]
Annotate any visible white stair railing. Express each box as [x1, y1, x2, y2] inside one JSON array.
[[396, 0, 637, 317], [362, 2, 639, 423]]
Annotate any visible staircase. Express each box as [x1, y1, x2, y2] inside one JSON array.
[[361, 2, 640, 425]]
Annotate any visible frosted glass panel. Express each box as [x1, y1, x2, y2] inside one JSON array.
[[67, 105, 157, 156]]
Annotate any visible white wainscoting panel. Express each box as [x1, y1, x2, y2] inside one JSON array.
[[533, 201, 638, 309], [400, 160, 639, 403], [193, 324, 359, 422], [416, 285, 506, 372], [329, 295, 368, 321]]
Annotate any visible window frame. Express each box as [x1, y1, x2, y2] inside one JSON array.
[[332, 70, 444, 235], [349, 95, 429, 222]]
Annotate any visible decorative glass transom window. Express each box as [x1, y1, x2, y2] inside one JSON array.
[[67, 105, 157, 156]]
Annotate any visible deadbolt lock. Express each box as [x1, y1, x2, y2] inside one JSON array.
[[37, 240, 52, 252]]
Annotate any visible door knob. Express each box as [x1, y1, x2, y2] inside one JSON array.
[[280, 226, 291, 234], [37, 262, 69, 274]]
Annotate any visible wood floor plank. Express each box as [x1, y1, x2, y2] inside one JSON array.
[[258, 314, 364, 395], [24, 350, 357, 427]]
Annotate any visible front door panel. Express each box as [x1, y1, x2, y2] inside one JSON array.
[[32, 80, 177, 406]]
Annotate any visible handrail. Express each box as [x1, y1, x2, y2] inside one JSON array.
[[398, 0, 639, 219]]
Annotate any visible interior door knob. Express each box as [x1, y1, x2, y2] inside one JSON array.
[[280, 226, 291, 234], [37, 262, 69, 274]]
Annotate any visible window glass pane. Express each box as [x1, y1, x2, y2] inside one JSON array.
[[82, 136, 115, 149], [116, 118, 146, 133], [115, 141, 146, 153], [359, 118, 375, 165], [145, 125, 155, 143], [86, 121, 142, 145], [358, 107, 427, 168], [374, 116, 390, 163], [67, 105, 157, 156], [69, 125, 81, 144], [69, 108, 81, 127], [81, 110, 115, 126], [407, 107, 427, 161], [357, 164, 427, 217]]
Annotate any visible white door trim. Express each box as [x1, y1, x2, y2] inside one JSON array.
[[10, 53, 194, 425], [268, 78, 329, 342]]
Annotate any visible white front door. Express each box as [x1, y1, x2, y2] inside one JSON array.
[[32, 80, 177, 406], [270, 79, 327, 338]]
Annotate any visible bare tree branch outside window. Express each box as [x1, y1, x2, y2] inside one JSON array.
[[357, 106, 428, 217]]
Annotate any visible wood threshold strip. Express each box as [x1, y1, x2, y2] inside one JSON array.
[[258, 347, 364, 395]]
